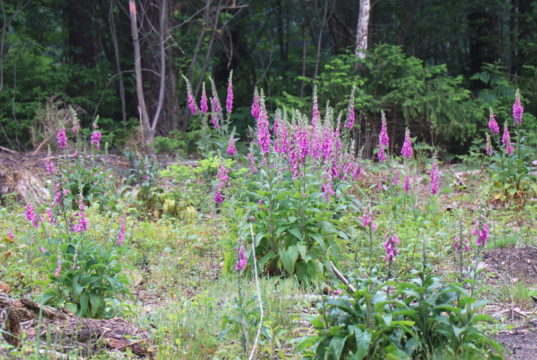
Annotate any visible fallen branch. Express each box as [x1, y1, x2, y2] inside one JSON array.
[[330, 261, 356, 293], [0, 293, 153, 357], [249, 223, 264, 360], [0, 145, 16, 154]]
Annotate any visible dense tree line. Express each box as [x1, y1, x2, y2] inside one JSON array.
[[0, 0, 535, 154]]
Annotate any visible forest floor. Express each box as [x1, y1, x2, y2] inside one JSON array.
[[0, 151, 536, 359]]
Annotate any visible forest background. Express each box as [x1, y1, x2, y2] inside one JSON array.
[[0, 0, 536, 158]]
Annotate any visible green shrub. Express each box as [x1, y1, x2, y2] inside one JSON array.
[[298, 269, 505, 359]]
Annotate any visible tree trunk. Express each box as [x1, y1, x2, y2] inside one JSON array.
[[355, 0, 370, 59], [138, 0, 178, 136], [128, 0, 152, 145], [108, 0, 127, 124]]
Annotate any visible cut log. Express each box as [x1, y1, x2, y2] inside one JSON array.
[[0, 293, 153, 358]]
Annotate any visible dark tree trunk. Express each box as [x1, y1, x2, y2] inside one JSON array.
[[67, 0, 100, 67], [138, 0, 179, 136], [327, 0, 355, 53], [468, 10, 497, 88]]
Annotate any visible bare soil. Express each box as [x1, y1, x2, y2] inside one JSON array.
[[484, 246, 537, 284]]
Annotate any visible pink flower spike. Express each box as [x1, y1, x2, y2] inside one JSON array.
[[200, 82, 208, 114], [226, 71, 233, 114], [226, 137, 238, 155], [377, 144, 386, 162], [251, 89, 260, 120], [404, 176, 411, 193], [210, 97, 220, 129], [321, 181, 335, 201], [54, 255, 62, 277], [235, 243, 247, 271], [214, 189, 223, 204], [39, 247, 47, 253], [57, 128, 67, 149], [488, 109, 499, 135], [45, 159, 56, 175], [311, 86, 319, 127], [513, 89, 523, 126], [118, 220, 126, 246], [401, 128, 413, 159], [91, 130, 102, 150], [25, 203, 39, 228], [385, 234, 400, 264], [430, 157, 439, 195], [379, 112, 389, 147], [502, 123, 514, 155]]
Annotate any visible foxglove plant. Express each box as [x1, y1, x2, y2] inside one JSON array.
[[210, 96, 220, 129], [384, 234, 400, 264], [185, 78, 198, 115], [472, 218, 489, 247], [379, 111, 389, 148], [91, 130, 102, 150], [513, 89, 523, 126], [430, 157, 439, 195], [235, 242, 247, 271], [57, 128, 67, 149], [311, 86, 320, 127], [226, 136, 238, 156], [200, 82, 208, 114], [117, 219, 126, 246], [502, 123, 514, 155], [226, 71, 233, 114], [403, 176, 411, 193], [256, 91, 271, 155], [25, 203, 40, 228], [488, 109, 499, 135], [485, 133, 493, 156], [401, 128, 413, 159], [251, 88, 260, 120], [321, 180, 335, 201], [273, 111, 290, 155], [45, 159, 56, 175]]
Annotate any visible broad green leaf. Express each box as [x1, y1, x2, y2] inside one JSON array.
[[279, 245, 299, 274]]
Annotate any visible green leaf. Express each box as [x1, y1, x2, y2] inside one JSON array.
[[350, 326, 371, 360], [90, 294, 102, 317], [289, 227, 303, 241], [279, 245, 299, 274], [328, 335, 347, 359], [79, 293, 89, 316]]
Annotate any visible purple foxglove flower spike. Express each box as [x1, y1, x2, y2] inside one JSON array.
[[251, 88, 260, 120], [513, 89, 523, 126], [384, 234, 400, 264], [200, 82, 208, 114], [226, 71, 233, 114], [502, 123, 514, 155], [235, 243, 247, 271], [379, 112, 389, 147], [401, 128, 413, 159], [54, 255, 62, 277], [311, 86, 319, 127], [57, 128, 67, 149], [430, 157, 439, 195], [91, 130, 102, 150], [214, 189, 223, 204], [488, 109, 499, 135], [118, 220, 126, 246], [226, 137, 237, 155], [404, 176, 411, 193], [45, 159, 56, 175]]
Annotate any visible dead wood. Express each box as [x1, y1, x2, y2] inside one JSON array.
[[0, 293, 153, 358]]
